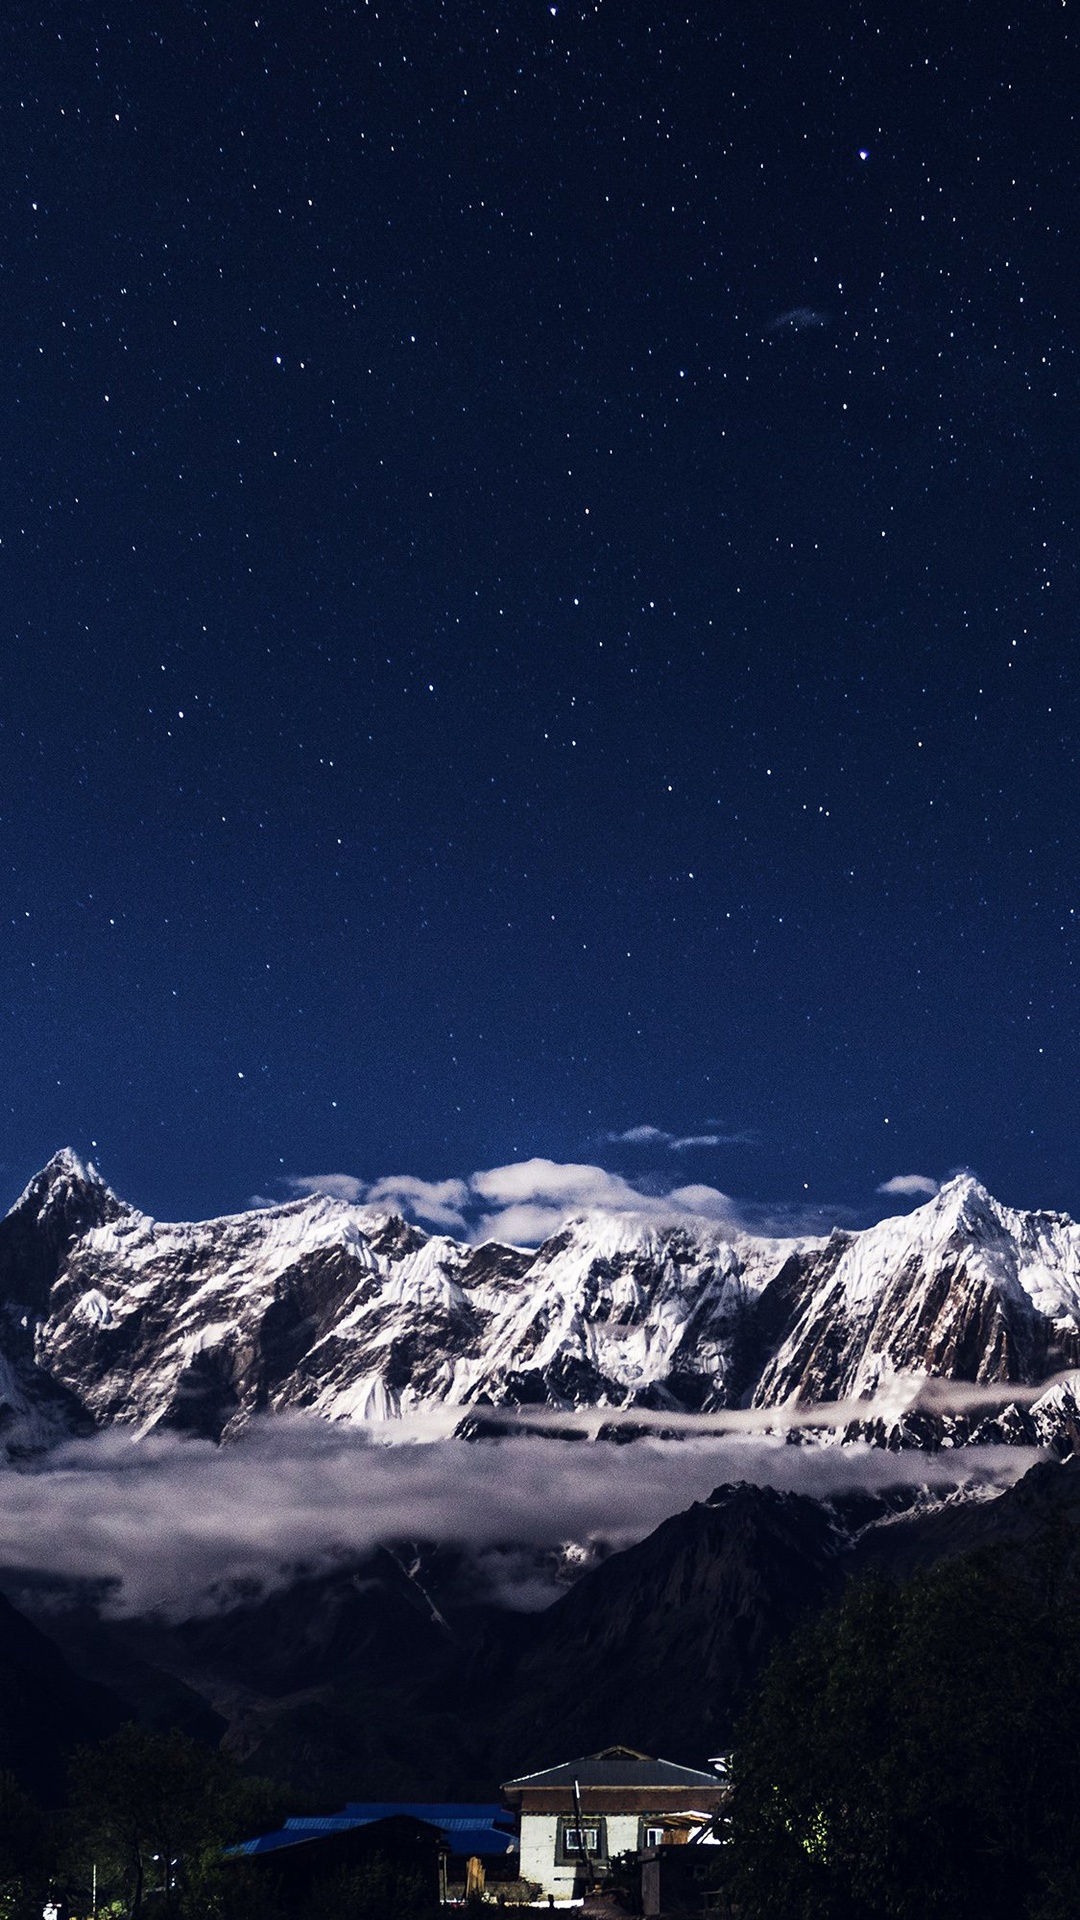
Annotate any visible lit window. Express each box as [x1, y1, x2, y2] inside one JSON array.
[[556, 1815, 607, 1864]]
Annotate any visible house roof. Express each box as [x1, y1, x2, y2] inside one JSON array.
[[236, 1812, 445, 1860], [236, 1804, 517, 1861], [502, 1747, 723, 1791]]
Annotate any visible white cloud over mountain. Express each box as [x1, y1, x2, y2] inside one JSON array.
[[282, 1155, 949, 1246], [287, 1157, 736, 1243]]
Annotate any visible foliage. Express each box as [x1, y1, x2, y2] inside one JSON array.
[[606, 1848, 642, 1912], [727, 1533, 1080, 1920], [0, 1772, 50, 1920], [197, 1854, 438, 1920], [302, 1860, 435, 1920], [66, 1724, 287, 1920]]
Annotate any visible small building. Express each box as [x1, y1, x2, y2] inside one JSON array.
[[501, 1746, 728, 1900], [234, 1801, 518, 1902], [231, 1810, 445, 1906], [337, 1803, 519, 1896]]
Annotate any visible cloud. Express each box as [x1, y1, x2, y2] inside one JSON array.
[[603, 1125, 755, 1152], [363, 1175, 470, 1233], [275, 1156, 926, 1250], [286, 1173, 368, 1204], [472, 1203, 578, 1245], [472, 1158, 638, 1207], [471, 1158, 673, 1245], [279, 1158, 743, 1247], [459, 1369, 1080, 1435], [767, 306, 829, 331], [285, 1172, 469, 1232], [470, 1158, 736, 1242], [878, 1174, 940, 1199], [0, 1419, 1042, 1618]]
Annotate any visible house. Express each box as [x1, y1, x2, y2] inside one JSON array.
[[231, 1810, 446, 1906], [501, 1746, 728, 1900], [337, 1804, 519, 1895], [234, 1801, 518, 1901]]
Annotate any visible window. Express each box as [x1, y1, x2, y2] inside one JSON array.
[[556, 1815, 607, 1864], [640, 1822, 666, 1850]]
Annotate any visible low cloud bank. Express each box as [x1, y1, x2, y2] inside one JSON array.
[[0, 1418, 1041, 1618]]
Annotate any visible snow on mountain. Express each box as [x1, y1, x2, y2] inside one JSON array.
[[30, 1180, 797, 1438], [753, 1175, 1080, 1411], [2, 1154, 1080, 1453]]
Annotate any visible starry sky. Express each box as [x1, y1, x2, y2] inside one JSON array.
[[2, 0, 1079, 1229]]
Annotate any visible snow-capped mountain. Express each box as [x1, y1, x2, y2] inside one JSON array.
[[3, 1150, 1080, 1452]]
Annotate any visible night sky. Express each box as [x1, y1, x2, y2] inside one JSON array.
[[2, 0, 1079, 1229]]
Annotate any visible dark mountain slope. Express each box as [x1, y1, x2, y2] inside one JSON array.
[[852, 1451, 1080, 1582], [0, 1586, 122, 1802], [470, 1483, 849, 1774], [11, 1453, 1080, 1808]]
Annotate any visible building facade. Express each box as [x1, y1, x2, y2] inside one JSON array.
[[502, 1747, 728, 1900]]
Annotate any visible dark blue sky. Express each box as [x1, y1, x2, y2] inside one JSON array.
[[1, 0, 1078, 1227]]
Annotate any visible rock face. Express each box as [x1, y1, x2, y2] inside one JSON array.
[[4, 1153, 1080, 1451]]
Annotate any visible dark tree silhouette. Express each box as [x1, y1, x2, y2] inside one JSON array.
[[727, 1534, 1080, 1920], [67, 1725, 284, 1920]]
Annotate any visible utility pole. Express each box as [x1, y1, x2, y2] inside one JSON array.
[[572, 1778, 594, 1891]]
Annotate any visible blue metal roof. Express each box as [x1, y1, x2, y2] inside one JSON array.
[[236, 1803, 517, 1860]]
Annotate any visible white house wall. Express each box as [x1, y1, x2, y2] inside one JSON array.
[[520, 1815, 575, 1897], [520, 1812, 661, 1896], [605, 1814, 645, 1856]]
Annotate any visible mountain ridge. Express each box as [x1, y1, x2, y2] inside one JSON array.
[[2, 1153, 1080, 1452]]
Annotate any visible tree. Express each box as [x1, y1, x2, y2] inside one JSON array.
[[302, 1859, 436, 1920], [67, 1725, 284, 1920], [0, 1772, 49, 1920], [727, 1536, 1080, 1920]]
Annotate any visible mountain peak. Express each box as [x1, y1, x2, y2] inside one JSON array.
[[35, 1148, 100, 1190], [936, 1171, 989, 1200], [6, 1151, 1080, 1456], [923, 1172, 1000, 1230], [0, 1151, 130, 1313]]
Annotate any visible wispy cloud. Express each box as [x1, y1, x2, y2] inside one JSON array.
[[286, 1173, 368, 1204], [602, 1124, 756, 1152], [877, 1174, 940, 1199], [286, 1172, 470, 1232], [358, 1175, 471, 1232], [767, 305, 829, 332], [471, 1158, 738, 1244]]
